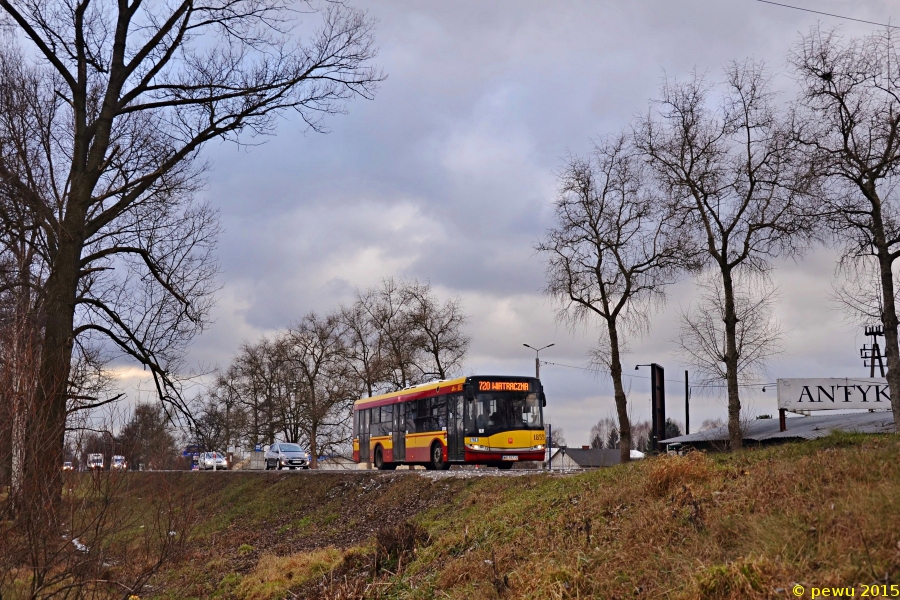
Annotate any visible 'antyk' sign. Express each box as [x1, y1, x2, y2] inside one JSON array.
[[777, 378, 891, 410]]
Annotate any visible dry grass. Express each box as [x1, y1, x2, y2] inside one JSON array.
[[385, 434, 900, 599], [645, 450, 714, 497], [689, 555, 786, 599], [131, 433, 900, 599], [234, 548, 342, 600]]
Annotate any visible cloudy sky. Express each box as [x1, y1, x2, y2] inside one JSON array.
[[119, 0, 895, 446]]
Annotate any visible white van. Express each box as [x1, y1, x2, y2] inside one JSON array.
[[87, 453, 104, 469]]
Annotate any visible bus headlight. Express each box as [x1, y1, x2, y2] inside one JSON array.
[[466, 444, 488, 451], [531, 444, 545, 451]]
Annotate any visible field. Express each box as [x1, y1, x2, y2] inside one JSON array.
[[7, 433, 900, 599]]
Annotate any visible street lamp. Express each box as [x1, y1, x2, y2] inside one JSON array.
[[523, 343, 555, 379]]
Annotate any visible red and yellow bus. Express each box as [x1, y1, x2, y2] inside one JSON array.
[[352, 375, 546, 470]]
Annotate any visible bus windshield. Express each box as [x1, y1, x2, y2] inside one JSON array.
[[467, 392, 543, 435]]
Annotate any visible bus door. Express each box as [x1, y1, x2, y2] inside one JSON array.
[[359, 409, 370, 463], [448, 394, 465, 461], [392, 403, 406, 462]]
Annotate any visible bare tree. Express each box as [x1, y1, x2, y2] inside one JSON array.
[[830, 256, 895, 326], [1, 470, 194, 599], [351, 277, 470, 392], [699, 417, 726, 431], [637, 61, 811, 449], [283, 312, 355, 468], [407, 281, 470, 381], [201, 279, 470, 458], [791, 27, 900, 428], [538, 133, 689, 463], [589, 416, 618, 449], [226, 338, 284, 447], [630, 420, 652, 452], [677, 272, 784, 387], [0, 0, 381, 505], [546, 426, 566, 448], [357, 278, 421, 390], [339, 301, 387, 398], [119, 403, 180, 471], [196, 371, 248, 454]]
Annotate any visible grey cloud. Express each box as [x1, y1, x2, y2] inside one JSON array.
[[174, 0, 895, 446]]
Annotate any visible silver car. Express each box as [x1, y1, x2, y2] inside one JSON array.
[[198, 451, 228, 470], [264, 443, 310, 470]]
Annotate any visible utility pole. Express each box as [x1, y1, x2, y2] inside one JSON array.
[[523, 343, 555, 379], [861, 325, 886, 377], [547, 423, 552, 472], [685, 370, 690, 435], [636, 363, 666, 452]]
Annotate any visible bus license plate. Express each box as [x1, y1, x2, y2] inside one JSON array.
[[501, 455, 518, 461]]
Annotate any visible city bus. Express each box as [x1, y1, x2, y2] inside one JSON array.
[[352, 375, 546, 470]]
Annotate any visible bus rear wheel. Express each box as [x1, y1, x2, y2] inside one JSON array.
[[430, 442, 450, 471]]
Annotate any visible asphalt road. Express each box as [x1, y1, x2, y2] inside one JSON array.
[[179, 467, 577, 478]]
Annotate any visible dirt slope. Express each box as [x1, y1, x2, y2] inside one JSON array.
[[144, 434, 900, 599]]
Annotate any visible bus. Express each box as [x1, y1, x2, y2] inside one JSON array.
[[352, 375, 546, 470]]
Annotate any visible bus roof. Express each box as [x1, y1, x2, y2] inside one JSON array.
[[354, 377, 467, 410], [353, 375, 539, 411]]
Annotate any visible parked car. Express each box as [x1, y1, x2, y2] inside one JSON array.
[[111, 455, 127, 470], [198, 451, 228, 470], [264, 443, 310, 470], [87, 453, 104, 469], [62, 461, 73, 471]]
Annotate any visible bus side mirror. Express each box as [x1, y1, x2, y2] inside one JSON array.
[[541, 392, 547, 407], [464, 385, 475, 401]]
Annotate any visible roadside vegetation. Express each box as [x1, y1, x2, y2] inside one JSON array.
[[6, 433, 887, 600]]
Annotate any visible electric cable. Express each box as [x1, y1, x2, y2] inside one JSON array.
[[754, 0, 898, 29], [540, 360, 774, 389]]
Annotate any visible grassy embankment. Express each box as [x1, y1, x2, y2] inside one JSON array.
[[138, 434, 900, 598]]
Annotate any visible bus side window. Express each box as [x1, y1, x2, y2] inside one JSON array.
[[381, 405, 393, 436], [369, 407, 379, 438], [405, 401, 415, 433], [415, 398, 430, 433], [432, 396, 447, 429]]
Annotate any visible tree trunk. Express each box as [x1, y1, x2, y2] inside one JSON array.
[[721, 267, 742, 450], [875, 236, 900, 431], [309, 423, 318, 469], [607, 321, 632, 464], [24, 232, 82, 509]]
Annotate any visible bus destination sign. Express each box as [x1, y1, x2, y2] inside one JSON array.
[[479, 381, 530, 392]]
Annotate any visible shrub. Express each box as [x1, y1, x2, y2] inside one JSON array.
[[375, 521, 429, 570]]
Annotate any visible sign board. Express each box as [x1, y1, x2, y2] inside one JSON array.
[[777, 378, 891, 410]]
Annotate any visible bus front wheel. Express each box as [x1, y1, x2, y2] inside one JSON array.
[[430, 442, 450, 471], [374, 446, 394, 471]]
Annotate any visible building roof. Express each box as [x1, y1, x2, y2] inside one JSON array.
[[661, 411, 895, 445], [551, 448, 621, 467]]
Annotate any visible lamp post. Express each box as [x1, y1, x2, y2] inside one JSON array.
[[523, 343, 554, 379]]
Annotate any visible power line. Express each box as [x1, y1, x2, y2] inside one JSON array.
[[539, 360, 773, 389], [754, 0, 899, 29]]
